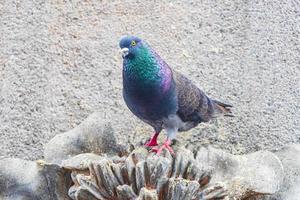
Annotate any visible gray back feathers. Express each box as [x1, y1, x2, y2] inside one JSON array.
[[173, 71, 232, 127]]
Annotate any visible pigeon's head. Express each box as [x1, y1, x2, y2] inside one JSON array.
[[119, 36, 143, 59]]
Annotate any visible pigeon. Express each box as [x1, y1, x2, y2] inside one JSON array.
[[120, 36, 232, 155]]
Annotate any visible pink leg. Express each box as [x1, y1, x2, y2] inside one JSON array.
[[144, 132, 159, 147], [152, 138, 175, 155]]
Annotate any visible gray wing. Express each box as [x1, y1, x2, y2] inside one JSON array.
[[173, 71, 216, 124]]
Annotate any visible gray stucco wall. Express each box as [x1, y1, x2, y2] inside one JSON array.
[[0, 0, 299, 160]]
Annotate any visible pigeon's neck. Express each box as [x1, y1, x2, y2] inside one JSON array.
[[123, 47, 162, 84]]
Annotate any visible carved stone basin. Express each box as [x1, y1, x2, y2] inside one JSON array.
[[0, 112, 299, 200]]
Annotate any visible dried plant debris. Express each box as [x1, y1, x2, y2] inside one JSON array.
[[66, 147, 227, 200]]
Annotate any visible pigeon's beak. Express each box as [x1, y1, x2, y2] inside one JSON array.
[[120, 48, 129, 58]]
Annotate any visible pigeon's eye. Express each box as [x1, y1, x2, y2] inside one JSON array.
[[131, 40, 136, 46]]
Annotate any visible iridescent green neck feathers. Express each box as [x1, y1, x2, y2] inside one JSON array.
[[123, 45, 161, 83]]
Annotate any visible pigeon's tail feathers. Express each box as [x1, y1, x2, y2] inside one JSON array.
[[213, 100, 234, 117]]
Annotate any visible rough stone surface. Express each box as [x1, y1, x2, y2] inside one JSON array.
[[270, 145, 300, 200], [62, 145, 284, 200], [0, 158, 71, 200], [44, 118, 284, 200], [196, 146, 284, 198], [44, 112, 127, 164], [0, 114, 299, 200], [0, 0, 299, 161]]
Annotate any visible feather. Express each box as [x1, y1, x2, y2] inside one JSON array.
[[174, 71, 233, 128], [212, 100, 234, 117]]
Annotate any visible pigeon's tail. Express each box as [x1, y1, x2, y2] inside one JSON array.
[[212, 100, 234, 117]]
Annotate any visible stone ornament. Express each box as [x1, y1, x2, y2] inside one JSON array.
[[0, 113, 299, 200], [65, 148, 227, 200]]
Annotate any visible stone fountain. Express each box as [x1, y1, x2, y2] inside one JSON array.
[[0, 112, 299, 200]]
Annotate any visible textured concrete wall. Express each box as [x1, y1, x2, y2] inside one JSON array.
[[0, 0, 299, 160]]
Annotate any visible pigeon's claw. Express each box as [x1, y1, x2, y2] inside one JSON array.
[[151, 139, 175, 156], [144, 132, 159, 147]]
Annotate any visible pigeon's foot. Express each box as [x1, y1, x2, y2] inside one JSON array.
[[144, 132, 159, 147], [152, 139, 174, 156]]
